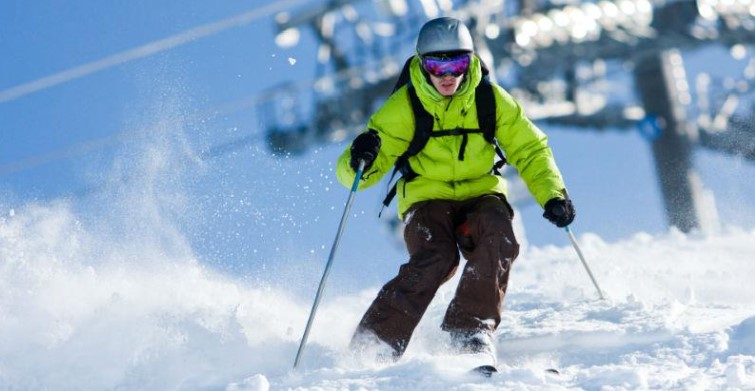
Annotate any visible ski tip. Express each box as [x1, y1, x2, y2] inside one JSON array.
[[471, 365, 498, 378]]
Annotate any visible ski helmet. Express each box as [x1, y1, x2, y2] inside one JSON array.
[[416, 17, 474, 56]]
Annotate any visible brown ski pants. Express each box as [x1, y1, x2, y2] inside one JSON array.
[[351, 194, 519, 357]]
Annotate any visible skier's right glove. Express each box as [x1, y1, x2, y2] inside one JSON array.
[[350, 130, 381, 172], [543, 197, 576, 228]]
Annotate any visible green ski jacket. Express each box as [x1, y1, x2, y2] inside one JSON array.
[[337, 55, 567, 219]]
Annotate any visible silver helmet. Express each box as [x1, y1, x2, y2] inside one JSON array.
[[416, 17, 474, 56]]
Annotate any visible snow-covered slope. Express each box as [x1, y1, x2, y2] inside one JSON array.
[[1, 200, 754, 390]]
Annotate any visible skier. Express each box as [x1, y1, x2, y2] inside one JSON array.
[[336, 17, 576, 361]]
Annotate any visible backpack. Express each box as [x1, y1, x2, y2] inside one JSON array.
[[379, 55, 507, 216]]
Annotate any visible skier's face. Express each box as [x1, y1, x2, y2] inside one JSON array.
[[429, 73, 464, 96]]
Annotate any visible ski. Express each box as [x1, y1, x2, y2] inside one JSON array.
[[470, 365, 561, 378]]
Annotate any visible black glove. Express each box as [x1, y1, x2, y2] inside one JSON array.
[[350, 130, 381, 172], [543, 197, 576, 228]]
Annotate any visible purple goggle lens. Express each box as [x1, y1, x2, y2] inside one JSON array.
[[421, 54, 470, 77]]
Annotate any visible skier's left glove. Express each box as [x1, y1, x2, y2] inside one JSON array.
[[350, 130, 381, 172], [543, 197, 576, 228]]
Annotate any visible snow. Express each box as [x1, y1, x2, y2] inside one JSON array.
[[1, 196, 754, 390], [1, 106, 754, 390]]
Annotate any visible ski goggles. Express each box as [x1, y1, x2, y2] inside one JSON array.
[[421, 54, 471, 77]]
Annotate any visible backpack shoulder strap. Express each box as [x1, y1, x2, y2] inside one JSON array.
[[390, 56, 434, 160], [405, 84, 435, 157], [475, 75, 496, 143], [380, 83, 434, 215], [475, 73, 508, 172], [392, 55, 434, 148]]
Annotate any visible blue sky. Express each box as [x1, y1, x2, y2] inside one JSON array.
[[2, 1, 754, 290]]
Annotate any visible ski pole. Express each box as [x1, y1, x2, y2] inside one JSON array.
[[565, 226, 605, 300], [293, 160, 366, 369]]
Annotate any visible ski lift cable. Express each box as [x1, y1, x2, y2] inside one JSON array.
[[0, 0, 310, 104]]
